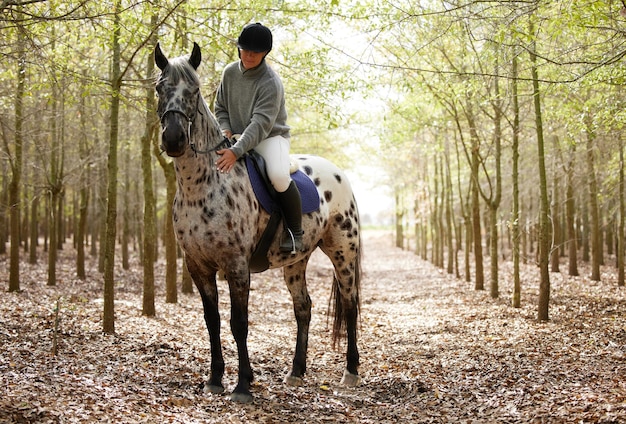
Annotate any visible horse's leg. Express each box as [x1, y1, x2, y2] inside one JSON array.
[[322, 243, 361, 387], [282, 257, 312, 386], [187, 260, 225, 393], [339, 270, 361, 387], [225, 266, 254, 403]]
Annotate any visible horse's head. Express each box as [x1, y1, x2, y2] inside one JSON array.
[[154, 42, 202, 157]]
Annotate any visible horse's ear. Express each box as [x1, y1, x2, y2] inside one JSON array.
[[155, 42, 169, 71], [189, 42, 201, 70]]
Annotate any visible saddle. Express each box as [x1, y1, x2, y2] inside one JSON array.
[[245, 150, 319, 273]]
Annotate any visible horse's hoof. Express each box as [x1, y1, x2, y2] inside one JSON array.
[[284, 374, 304, 387], [340, 370, 361, 387], [203, 383, 225, 394], [230, 391, 253, 403]]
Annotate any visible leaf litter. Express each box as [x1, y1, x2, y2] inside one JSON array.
[[0, 230, 625, 423]]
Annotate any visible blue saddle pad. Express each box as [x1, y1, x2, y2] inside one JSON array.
[[246, 156, 320, 214]]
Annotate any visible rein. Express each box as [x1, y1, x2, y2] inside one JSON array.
[[159, 92, 232, 155]]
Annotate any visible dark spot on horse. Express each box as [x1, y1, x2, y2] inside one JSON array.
[[195, 169, 207, 185], [304, 166, 313, 175], [334, 173, 342, 184], [314, 178, 321, 186], [324, 190, 333, 202], [341, 220, 353, 231]]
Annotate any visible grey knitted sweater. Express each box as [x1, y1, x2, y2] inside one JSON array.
[[214, 59, 290, 159]]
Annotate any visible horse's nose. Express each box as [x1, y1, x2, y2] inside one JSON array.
[[161, 121, 187, 157]]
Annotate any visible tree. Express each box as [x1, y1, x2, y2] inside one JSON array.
[[584, 112, 602, 281], [140, 14, 158, 317], [103, 0, 122, 334], [511, 51, 521, 308], [617, 141, 626, 287], [8, 14, 26, 293], [528, 9, 551, 322]]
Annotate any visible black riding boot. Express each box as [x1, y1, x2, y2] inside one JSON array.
[[277, 181, 303, 253]]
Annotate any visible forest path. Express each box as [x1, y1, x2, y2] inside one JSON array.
[[0, 230, 624, 423]]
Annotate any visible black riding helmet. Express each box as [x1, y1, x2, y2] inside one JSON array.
[[237, 22, 273, 53]]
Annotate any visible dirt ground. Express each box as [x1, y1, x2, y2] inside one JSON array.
[[1, 230, 625, 423]]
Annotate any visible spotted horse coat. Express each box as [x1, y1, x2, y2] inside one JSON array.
[[154, 42, 362, 403]]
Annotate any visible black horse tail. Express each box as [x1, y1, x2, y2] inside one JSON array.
[[328, 234, 362, 350]]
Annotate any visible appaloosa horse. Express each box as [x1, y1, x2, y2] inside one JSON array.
[[154, 42, 361, 403]]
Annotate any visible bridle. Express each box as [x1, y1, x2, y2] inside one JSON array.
[[159, 92, 231, 154]]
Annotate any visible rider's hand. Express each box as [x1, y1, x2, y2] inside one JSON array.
[[216, 149, 236, 173]]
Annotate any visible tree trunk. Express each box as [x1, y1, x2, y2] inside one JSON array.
[[47, 78, 60, 287], [395, 190, 403, 249], [164, 162, 178, 304], [582, 193, 590, 263], [468, 111, 484, 291], [182, 255, 193, 294], [585, 118, 601, 281], [29, 190, 38, 264], [444, 140, 455, 275], [98, 161, 107, 272], [511, 52, 521, 308], [564, 142, 579, 277], [488, 67, 502, 299], [141, 15, 158, 316], [103, 1, 122, 334], [433, 156, 443, 268], [122, 146, 130, 271], [530, 14, 551, 321], [76, 73, 89, 280], [0, 175, 8, 256], [619, 139, 625, 287], [550, 153, 560, 273], [8, 20, 26, 293]]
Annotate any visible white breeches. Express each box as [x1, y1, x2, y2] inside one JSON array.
[[254, 135, 292, 193]]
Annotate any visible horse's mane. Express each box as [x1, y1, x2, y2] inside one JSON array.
[[156, 54, 200, 87]]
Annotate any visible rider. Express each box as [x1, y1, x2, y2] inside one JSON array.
[[214, 22, 303, 253]]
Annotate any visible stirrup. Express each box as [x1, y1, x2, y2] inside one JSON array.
[[280, 228, 302, 254]]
